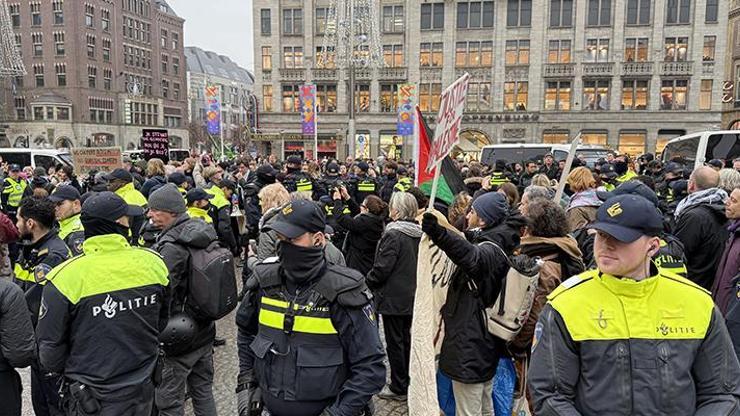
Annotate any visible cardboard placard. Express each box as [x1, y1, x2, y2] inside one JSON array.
[[70, 147, 122, 174], [142, 129, 169, 161]]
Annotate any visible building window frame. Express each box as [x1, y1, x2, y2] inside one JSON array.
[[548, 40, 571, 63], [420, 3, 444, 30], [664, 37, 689, 62], [420, 42, 444, 67], [261, 9, 271, 35], [703, 36, 716, 62], [457, 1, 494, 29], [283, 46, 304, 69], [382, 44, 404, 68], [456, 41, 493, 68], [585, 38, 610, 62], [504, 81, 528, 111], [626, 0, 651, 25], [505, 40, 530, 66], [55, 63, 66, 87], [549, 0, 573, 28], [624, 38, 648, 62], [660, 79, 689, 110], [282, 8, 303, 35], [30, 2, 42, 27], [382, 5, 404, 33], [699, 79, 712, 110], [419, 83, 443, 112], [85, 4, 94, 28], [587, 0, 611, 27], [583, 79, 610, 110], [380, 83, 399, 112], [32, 33, 43, 57], [507, 0, 532, 27], [544, 80, 572, 111], [666, 0, 691, 25], [52, 0, 64, 25], [621, 79, 649, 110]]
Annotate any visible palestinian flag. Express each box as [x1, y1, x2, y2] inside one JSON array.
[[415, 107, 466, 205]]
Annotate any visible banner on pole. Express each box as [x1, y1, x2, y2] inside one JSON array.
[[397, 83, 416, 136], [426, 74, 470, 173], [300, 84, 317, 135], [205, 85, 222, 135]]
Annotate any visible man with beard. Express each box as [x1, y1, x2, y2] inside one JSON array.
[[49, 185, 85, 256], [235, 200, 385, 416], [13, 197, 70, 416]]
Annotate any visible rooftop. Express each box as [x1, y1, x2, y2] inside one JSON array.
[[185, 47, 254, 85]]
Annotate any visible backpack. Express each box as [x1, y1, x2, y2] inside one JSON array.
[[478, 242, 541, 342], [186, 241, 238, 320]]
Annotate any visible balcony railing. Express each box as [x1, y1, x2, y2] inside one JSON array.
[[419, 67, 442, 82], [582, 62, 614, 76], [378, 67, 407, 80], [660, 61, 693, 76], [702, 61, 715, 75], [543, 63, 575, 77], [311, 68, 337, 80], [343, 68, 373, 80], [621, 61, 653, 76], [278, 68, 306, 81]]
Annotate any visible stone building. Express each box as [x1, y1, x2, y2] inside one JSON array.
[[0, 0, 189, 150], [253, 0, 727, 160]]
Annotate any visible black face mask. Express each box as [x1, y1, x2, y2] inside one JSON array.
[[277, 240, 326, 285], [81, 215, 130, 240]]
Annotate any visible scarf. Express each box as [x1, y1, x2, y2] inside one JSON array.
[[385, 220, 422, 238], [567, 189, 603, 211], [674, 187, 727, 218]]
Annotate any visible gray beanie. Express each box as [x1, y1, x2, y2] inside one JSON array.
[[148, 183, 186, 214]]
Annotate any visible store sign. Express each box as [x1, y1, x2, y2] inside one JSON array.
[[427, 74, 469, 172], [397, 83, 416, 136], [205, 85, 221, 135]]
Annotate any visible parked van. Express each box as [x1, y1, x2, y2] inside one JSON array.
[[0, 148, 73, 171], [661, 131, 740, 169], [480, 144, 611, 167], [123, 149, 190, 162]]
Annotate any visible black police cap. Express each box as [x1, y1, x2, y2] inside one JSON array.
[[263, 200, 326, 239], [589, 195, 663, 243], [186, 188, 214, 204], [49, 185, 81, 203], [81, 191, 143, 222], [105, 168, 133, 183]]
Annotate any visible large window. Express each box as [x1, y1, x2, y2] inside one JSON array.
[[34, 64, 44, 87], [383, 45, 404, 68], [705, 0, 718, 23], [53, 1, 64, 24], [456, 41, 493, 67], [587, 0, 611, 26], [624, 38, 648, 62], [581, 131, 608, 145], [283, 46, 303, 68], [103, 68, 112, 90], [504, 81, 528, 111], [9, 4, 19, 28], [457, 2, 494, 29], [263, 85, 273, 112], [699, 79, 712, 110], [626, 0, 650, 25], [583, 80, 610, 110], [282, 84, 300, 112], [466, 82, 492, 111], [585, 39, 609, 62], [383, 5, 404, 32], [31, 2, 42, 26], [380, 84, 399, 112], [84, 4, 94, 27], [32, 33, 42, 57], [661, 79, 688, 110], [622, 80, 648, 110], [507, 0, 532, 27], [315, 7, 329, 35], [618, 131, 646, 156], [703, 36, 716, 61], [543, 131, 570, 144], [101, 9, 110, 31], [87, 34, 96, 59], [545, 81, 571, 111], [282, 9, 303, 35], [505, 40, 530, 65], [261, 46, 272, 71], [666, 0, 690, 24], [550, 0, 573, 27], [316, 46, 336, 69], [88, 66, 97, 89], [421, 3, 444, 30], [55, 63, 66, 87], [420, 43, 443, 67], [355, 84, 370, 112], [261, 9, 271, 35], [664, 37, 688, 62], [102, 38, 111, 62], [419, 83, 443, 112], [316, 84, 337, 112], [548, 40, 571, 63]]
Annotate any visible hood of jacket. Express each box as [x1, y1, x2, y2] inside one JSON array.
[[520, 235, 583, 260], [160, 214, 217, 249], [471, 219, 521, 253], [568, 189, 603, 211], [259, 205, 282, 231], [674, 187, 728, 218], [386, 220, 422, 238]]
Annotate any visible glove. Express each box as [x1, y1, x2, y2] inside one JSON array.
[[236, 372, 263, 416], [422, 212, 444, 240]]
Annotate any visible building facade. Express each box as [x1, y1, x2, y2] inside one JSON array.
[[0, 0, 189, 151], [253, 0, 727, 161], [724, 0, 740, 129], [185, 46, 254, 152]]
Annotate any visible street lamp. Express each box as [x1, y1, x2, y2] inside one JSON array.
[[321, 0, 383, 158]]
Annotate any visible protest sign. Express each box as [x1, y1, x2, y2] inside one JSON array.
[[70, 147, 122, 174], [142, 129, 169, 161]]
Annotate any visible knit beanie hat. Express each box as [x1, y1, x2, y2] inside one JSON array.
[[148, 183, 186, 214], [472, 192, 509, 227]]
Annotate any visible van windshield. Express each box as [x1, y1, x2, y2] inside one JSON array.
[[706, 134, 740, 163], [481, 147, 552, 167], [662, 137, 700, 163]]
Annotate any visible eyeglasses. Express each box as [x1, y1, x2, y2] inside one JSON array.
[[361, 204, 367, 209]]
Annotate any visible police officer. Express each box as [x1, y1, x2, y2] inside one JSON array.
[[1, 164, 31, 221], [320, 163, 349, 246], [235, 200, 385, 416], [13, 197, 70, 416], [106, 168, 147, 245], [36, 192, 169, 415], [49, 185, 85, 256], [186, 188, 215, 224], [529, 194, 740, 415], [614, 155, 638, 185], [168, 172, 191, 198], [349, 162, 378, 204], [282, 155, 316, 195], [205, 178, 238, 256], [244, 164, 277, 240], [393, 167, 413, 193], [489, 159, 513, 191]]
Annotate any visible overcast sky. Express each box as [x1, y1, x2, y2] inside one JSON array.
[[168, 0, 254, 71]]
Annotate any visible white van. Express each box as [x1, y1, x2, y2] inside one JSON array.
[[123, 149, 190, 162], [480, 144, 611, 167], [0, 148, 73, 171], [661, 131, 740, 169]]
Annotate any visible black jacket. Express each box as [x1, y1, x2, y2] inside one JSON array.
[[0, 278, 35, 372], [333, 198, 385, 276], [378, 175, 398, 203], [366, 221, 422, 316], [674, 202, 728, 290], [152, 215, 219, 355], [428, 221, 517, 383], [140, 175, 166, 198], [540, 164, 559, 181]]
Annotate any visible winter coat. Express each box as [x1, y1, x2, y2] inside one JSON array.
[[0, 212, 19, 280], [140, 175, 167, 198], [430, 220, 518, 384], [333, 198, 385, 276], [0, 278, 36, 372], [366, 220, 422, 316], [712, 220, 740, 316], [674, 199, 729, 290], [246, 206, 282, 272], [566, 190, 602, 232], [540, 164, 559, 181], [152, 214, 219, 355]]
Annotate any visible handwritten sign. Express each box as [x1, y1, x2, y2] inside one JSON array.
[[142, 129, 169, 161], [426, 73, 469, 172], [70, 147, 122, 174]]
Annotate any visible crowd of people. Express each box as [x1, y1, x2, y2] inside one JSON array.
[[0, 148, 738, 416]]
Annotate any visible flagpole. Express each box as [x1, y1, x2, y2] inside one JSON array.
[[314, 99, 318, 161], [427, 161, 441, 211]]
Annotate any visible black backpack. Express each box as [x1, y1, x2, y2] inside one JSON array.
[[186, 241, 238, 320]]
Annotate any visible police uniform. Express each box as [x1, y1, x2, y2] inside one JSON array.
[[393, 177, 412, 193], [488, 171, 511, 190], [529, 195, 740, 415], [107, 169, 147, 246], [36, 192, 169, 416], [2, 169, 30, 219], [350, 175, 378, 204], [49, 185, 86, 257], [186, 188, 215, 224], [235, 200, 385, 416], [204, 182, 238, 253], [13, 231, 70, 416], [284, 171, 316, 194]]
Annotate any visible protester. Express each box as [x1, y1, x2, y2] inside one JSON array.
[[712, 186, 740, 316], [519, 185, 551, 217], [565, 166, 601, 232], [719, 168, 740, 195], [448, 192, 473, 231], [245, 183, 290, 272], [367, 192, 421, 401], [332, 188, 387, 275], [0, 210, 18, 280], [497, 182, 520, 209], [0, 277, 36, 416], [141, 158, 167, 197]]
